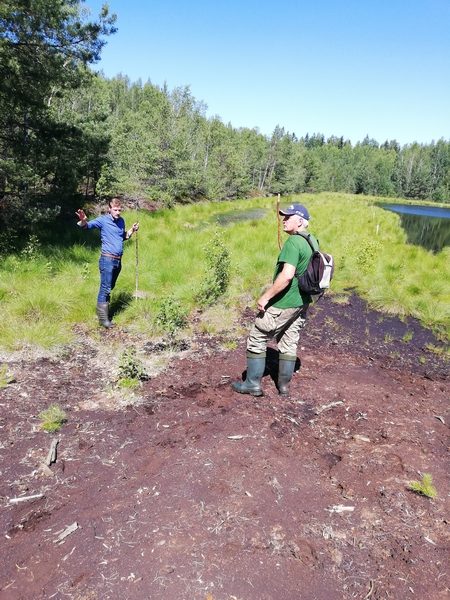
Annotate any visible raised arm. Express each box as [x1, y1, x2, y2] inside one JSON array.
[[75, 208, 88, 228]]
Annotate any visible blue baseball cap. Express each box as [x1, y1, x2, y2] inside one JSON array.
[[279, 203, 311, 220]]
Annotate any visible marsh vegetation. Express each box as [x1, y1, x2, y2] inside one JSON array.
[[0, 193, 448, 350]]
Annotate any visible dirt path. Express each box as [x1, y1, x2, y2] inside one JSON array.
[[0, 297, 448, 600]]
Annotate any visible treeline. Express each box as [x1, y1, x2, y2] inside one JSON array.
[[84, 76, 450, 205], [1, 1, 449, 250]]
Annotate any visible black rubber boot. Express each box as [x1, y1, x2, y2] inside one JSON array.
[[232, 352, 265, 396], [96, 302, 113, 328], [277, 354, 297, 395]]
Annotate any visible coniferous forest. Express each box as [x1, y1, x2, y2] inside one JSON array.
[[1, 0, 449, 252]]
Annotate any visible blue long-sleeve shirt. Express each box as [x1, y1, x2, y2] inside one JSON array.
[[85, 214, 127, 256]]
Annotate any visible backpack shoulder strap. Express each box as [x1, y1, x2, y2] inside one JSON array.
[[296, 231, 318, 252]]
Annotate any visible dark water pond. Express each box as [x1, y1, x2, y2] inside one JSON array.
[[213, 208, 268, 225], [380, 203, 450, 253]]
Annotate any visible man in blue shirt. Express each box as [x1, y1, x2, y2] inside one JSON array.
[[76, 197, 139, 328]]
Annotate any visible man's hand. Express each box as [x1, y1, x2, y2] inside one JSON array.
[[257, 295, 270, 312], [127, 222, 139, 239], [75, 208, 87, 227], [256, 263, 296, 312]]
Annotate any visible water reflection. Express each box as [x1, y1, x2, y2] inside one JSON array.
[[379, 203, 450, 253], [213, 208, 268, 225]]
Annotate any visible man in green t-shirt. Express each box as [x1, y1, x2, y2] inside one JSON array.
[[232, 202, 318, 397]]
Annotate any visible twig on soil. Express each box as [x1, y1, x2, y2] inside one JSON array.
[[45, 438, 59, 466], [9, 493, 44, 504], [424, 536, 436, 545], [62, 546, 76, 561], [269, 476, 283, 501], [363, 579, 375, 599], [40, 463, 54, 477], [355, 411, 368, 421], [53, 522, 79, 544], [315, 400, 344, 414], [2, 580, 15, 591], [326, 505, 355, 514], [434, 415, 445, 424]]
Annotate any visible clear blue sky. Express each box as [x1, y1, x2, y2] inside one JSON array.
[[86, 0, 450, 146]]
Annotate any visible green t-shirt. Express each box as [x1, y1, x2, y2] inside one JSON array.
[[270, 233, 319, 309]]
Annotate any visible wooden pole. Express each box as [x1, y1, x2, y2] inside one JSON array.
[[134, 198, 141, 298], [135, 229, 139, 297], [276, 193, 282, 249]]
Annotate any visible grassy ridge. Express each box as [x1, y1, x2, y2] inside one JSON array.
[[0, 193, 449, 349]]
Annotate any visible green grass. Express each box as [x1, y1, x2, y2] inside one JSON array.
[[402, 330, 413, 342], [117, 377, 141, 390], [0, 192, 449, 349], [408, 473, 437, 499], [39, 404, 67, 433], [0, 364, 15, 388]]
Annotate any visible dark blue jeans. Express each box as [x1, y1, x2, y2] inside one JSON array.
[[98, 255, 121, 303]]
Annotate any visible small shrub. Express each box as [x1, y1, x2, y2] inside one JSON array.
[[96, 164, 118, 197], [408, 473, 437, 499], [196, 229, 231, 307], [155, 295, 188, 336], [0, 364, 15, 388], [21, 234, 41, 261], [160, 193, 175, 209], [39, 404, 67, 433], [117, 347, 148, 382], [355, 239, 380, 273]]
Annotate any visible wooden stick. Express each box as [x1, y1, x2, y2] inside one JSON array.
[[276, 193, 282, 249], [46, 438, 59, 466], [135, 229, 139, 296], [315, 400, 344, 414], [54, 522, 79, 544], [364, 579, 375, 599], [9, 493, 44, 504]]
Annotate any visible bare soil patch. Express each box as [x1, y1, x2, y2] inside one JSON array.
[[0, 296, 448, 600]]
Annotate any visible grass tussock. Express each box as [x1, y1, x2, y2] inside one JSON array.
[[408, 473, 438, 499], [0, 364, 15, 388], [39, 404, 67, 433]]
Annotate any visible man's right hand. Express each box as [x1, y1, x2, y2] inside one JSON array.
[[75, 208, 87, 221], [257, 295, 269, 312]]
